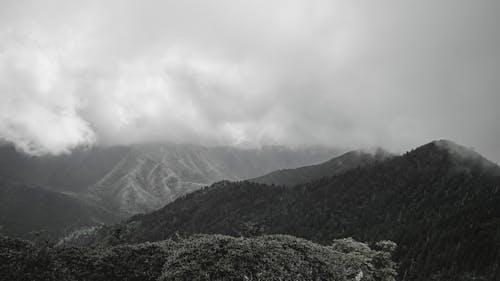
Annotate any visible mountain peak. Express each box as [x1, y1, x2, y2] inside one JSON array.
[[432, 139, 470, 152], [409, 139, 499, 173], [411, 139, 477, 157], [431, 139, 485, 160]]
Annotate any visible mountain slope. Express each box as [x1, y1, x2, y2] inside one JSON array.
[[89, 152, 203, 216], [0, 181, 119, 239], [103, 140, 500, 281], [250, 149, 392, 186]]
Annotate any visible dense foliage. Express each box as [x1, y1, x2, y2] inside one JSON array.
[[98, 141, 500, 281], [0, 234, 396, 281]]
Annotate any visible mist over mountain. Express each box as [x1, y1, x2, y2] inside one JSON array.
[[1, 1, 499, 280]]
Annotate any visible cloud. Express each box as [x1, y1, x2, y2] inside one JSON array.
[[0, 26, 95, 155], [0, 0, 499, 162]]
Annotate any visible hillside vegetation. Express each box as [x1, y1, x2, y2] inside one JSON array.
[[0, 234, 396, 281]]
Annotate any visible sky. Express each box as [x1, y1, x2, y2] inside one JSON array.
[[0, 0, 499, 162]]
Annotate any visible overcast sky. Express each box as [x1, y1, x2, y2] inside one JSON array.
[[1, 0, 499, 162]]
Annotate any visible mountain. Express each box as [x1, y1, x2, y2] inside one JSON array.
[[99, 140, 500, 281], [0, 143, 340, 218], [89, 152, 204, 216], [0, 180, 119, 240], [250, 148, 392, 186]]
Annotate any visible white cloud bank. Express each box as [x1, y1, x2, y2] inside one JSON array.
[[0, 0, 499, 161], [0, 27, 95, 155]]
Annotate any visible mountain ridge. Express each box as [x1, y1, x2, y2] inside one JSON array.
[[250, 148, 393, 186]]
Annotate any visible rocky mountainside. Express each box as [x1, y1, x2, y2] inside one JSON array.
[[99, 140, 500, 281], [89, 152, 204, 216]]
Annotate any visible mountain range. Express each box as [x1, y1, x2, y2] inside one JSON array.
[[0, 143, 341, 236], [2, 139, 499, 280], [93, 140, 500, 281]]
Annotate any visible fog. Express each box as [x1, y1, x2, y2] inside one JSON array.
[[0, 0, 499, 162]]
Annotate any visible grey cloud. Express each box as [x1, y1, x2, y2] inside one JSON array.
[[0, 0, 499, 163]]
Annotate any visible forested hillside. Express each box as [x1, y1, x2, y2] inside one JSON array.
[[98, 140, 500, 281]]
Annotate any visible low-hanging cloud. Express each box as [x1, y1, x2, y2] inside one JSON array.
[[0, 0, 500, 162]]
